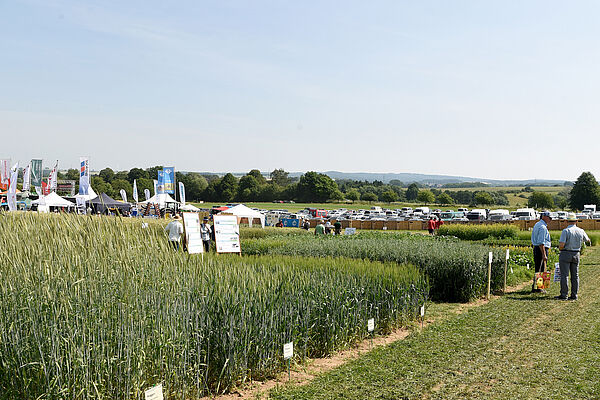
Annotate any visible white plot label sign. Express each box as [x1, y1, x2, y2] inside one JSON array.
[[182, 212, 204, 254], [213, 214, 241, 253], [368, 318, 374, 332], [145, 384, 163, 400], [283, 342, 294, 359]]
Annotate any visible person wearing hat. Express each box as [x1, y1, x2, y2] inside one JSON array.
[[531, 211, 552, 293], [315, 219, 325, 235], [200, 216, 213, 252], [555, 213, 591, 300], [165, 214, 184, 251]]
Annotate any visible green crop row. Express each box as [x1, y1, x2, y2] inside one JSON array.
[[243, 235, 532, 303], [438, 224, 520, 240], [0, 213, 427, 399]]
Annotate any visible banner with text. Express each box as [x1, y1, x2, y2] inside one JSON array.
[[79, 157, 90, 195], [30, 159, 42, 187], [214, 214, 241, 253]]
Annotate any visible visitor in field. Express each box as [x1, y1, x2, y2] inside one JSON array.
[[531, 211, 552, 293], [427, 216, 436, 235], [302, 219, 310, 230], [165, 214, 184, 251], [324, 220, 333, 234], [334, 220, 342, 235], [555, 213, 591, 300], [435, 217, 444, 234], [315, 220, 325, 235], [200, 216, 213, 252]]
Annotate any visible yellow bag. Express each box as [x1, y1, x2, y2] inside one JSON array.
[[534, 271, 551, 290]]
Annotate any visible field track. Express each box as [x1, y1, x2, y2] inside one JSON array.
[[270, 246, 600, 399]]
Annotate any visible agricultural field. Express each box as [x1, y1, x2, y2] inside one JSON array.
[[0, 214, 546, 399]]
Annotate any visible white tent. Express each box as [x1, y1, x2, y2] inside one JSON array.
[[32, 192, 75, 208], [140, 193, 178, 208], [74, 186, 98, 201], [180, 203, 201, 212], [221, 204, 265, 228]]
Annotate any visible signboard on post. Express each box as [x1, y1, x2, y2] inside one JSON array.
[[213, 214, 241, 253], [265, 214, 280, 227], [282, 218, 300, 228], [182, 212, 204, 254]]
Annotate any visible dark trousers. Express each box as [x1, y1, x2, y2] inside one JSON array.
[[559, 251, 580, 298], [203, 240, 211, 253], [532, 246, 549, 291], [170, 241, 179, 251]]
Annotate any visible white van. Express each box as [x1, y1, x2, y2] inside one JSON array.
[[488, 209, 511, 221], [515, 208, 538, 221], [414, 207, 430, 215], [466, 209, 487, 221]]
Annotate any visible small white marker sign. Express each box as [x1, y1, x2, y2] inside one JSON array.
[[527, 263, 530, 270], [368, 318, 374, 332], [506, 248, 510, 260], [420, 305, 425, 317], [283, 342, 293, 359], [145, 384, 163, 400], [489, 252, 493, 264]]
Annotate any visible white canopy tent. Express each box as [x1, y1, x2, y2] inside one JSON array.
[[221, 204, 265, 228], [180, 203, 201, 212], [32, 192, 75, 209], [74, 186, 98, 202], [140, 193, 178, 208]]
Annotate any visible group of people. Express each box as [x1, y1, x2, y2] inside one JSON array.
[[164, 214, 214, 252], [314, 219, 342, 235], [427, 216, 445, 235], [531, 211, 591, 300]]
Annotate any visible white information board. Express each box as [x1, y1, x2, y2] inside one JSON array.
[[182, 212, 204, 254], [344, 227, 357, 235], [368, 318, 374, 332], [214, 214, 241, 253], [284, 342, 294, 359], [145, 384, 163, 400]]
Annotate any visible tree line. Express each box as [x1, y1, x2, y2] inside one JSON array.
[[52, 167, 599, 210]]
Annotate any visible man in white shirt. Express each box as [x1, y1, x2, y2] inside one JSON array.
[[165, 214, 184, 251], [556, 213, 591, 300]]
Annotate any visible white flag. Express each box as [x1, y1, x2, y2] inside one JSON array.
[[153, 179, 158, 196], [179, 181, 186, 205], [133, 179, 139, 203], [35, 186, 43, 197], [0, 159, 10, 185], [119, 189, 127, 203], [22, 163, 31, 191], [48, 160, 59, 191], [79, 157, 90, 195], [7, 162, 19, 211], [144, 189, 151, 201]]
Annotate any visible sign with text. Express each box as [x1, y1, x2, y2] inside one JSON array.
[[183, 212, 204, 254], [213, 214, 241, 253], [368, 318, 374, 332], [144, 384, 163, 400], [282, 218, 300, 228], [344, 228, 357, 235], [283, 342, 293, 359], [265, 214, 280, 227]]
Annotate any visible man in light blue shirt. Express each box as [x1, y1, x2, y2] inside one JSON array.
[[531, 211, 552, 292], [555, 213, 591, 300]]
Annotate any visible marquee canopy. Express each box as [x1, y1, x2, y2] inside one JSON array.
[[220, 204, 265, 228]]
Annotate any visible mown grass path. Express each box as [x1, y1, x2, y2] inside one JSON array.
[[270, 247, 600, 400]]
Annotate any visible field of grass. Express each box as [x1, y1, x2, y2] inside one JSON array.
[[270, 245, 600, 400], [0, 213, 427, 399]]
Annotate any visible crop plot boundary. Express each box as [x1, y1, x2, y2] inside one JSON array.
[[201, 280, 533, 400]]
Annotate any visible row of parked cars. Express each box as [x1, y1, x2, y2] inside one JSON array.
[[259, 204, 600, 223]]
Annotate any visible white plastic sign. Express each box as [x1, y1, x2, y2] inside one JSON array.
[[489, 252, 493, 264], [284, 342, 293, 359], [214, 214, 241, 253], [506, 249, 510, 260], [182, 212, 204, 254], [368, 318, 374, 332], [344, 227, 357, 235], [420, 305, 425, 317], [145, 384, 163, 400]]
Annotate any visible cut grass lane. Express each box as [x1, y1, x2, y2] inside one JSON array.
[[270, 247, 600, 400]]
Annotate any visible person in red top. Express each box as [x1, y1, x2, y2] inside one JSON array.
[[427, 216, 436, 235], [435, 217, 444, 234]]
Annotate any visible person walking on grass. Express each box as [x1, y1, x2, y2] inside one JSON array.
[[315, 220, 325, 235], [555, 213, 591, 300], [165, 214, 184, 251], [531, 211, 552, 293], [427, 216, 436, 235]]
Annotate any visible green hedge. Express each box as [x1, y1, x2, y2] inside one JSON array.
[[438, 224, 520, 240]]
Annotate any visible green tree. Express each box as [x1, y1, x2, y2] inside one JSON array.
[[145, 166, 164, 182], [237, 175, 260, 201], [361, 192, 378, 202], [128, 167, 148, 183], [258, 183, 282, 202], [569, 172, 600, 210], [65, 169, 79, 181], [247, 169, 266, 185], [437, 192, 454, 205], [296, 171, 340, 202], [380, 190, 399, 203], [270, 168, 290, 186], [111, 179, 133, 200], [217, 173, 238, 202], [99, 168, 115, 183], [345, 188, 360, 203], [528, 191, 554, 209], [473, 191, 494, 205], [406, 183, 419, 201], [417, 189, 435, 204], [91, 176, 113, 197]]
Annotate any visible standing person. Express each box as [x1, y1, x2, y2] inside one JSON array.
[[435, 216, 444, 234], [333, 220, 342, 235], [427, 216, 436, 235], [165, 214, 184, 251], [531, 211, 552, 293], [200, 216, 213, 253], [556, 213, 591, 300], [324, 220, 333, 234], [302, 219, 310, 230], [315, 220, 325, 235]]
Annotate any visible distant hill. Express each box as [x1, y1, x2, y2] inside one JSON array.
[[285, 171, 567, 186]]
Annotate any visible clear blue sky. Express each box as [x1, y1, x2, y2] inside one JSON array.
[[2, 1, 600, 181]]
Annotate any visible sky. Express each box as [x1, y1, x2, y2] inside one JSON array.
[[1, 1, 600, 181]]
